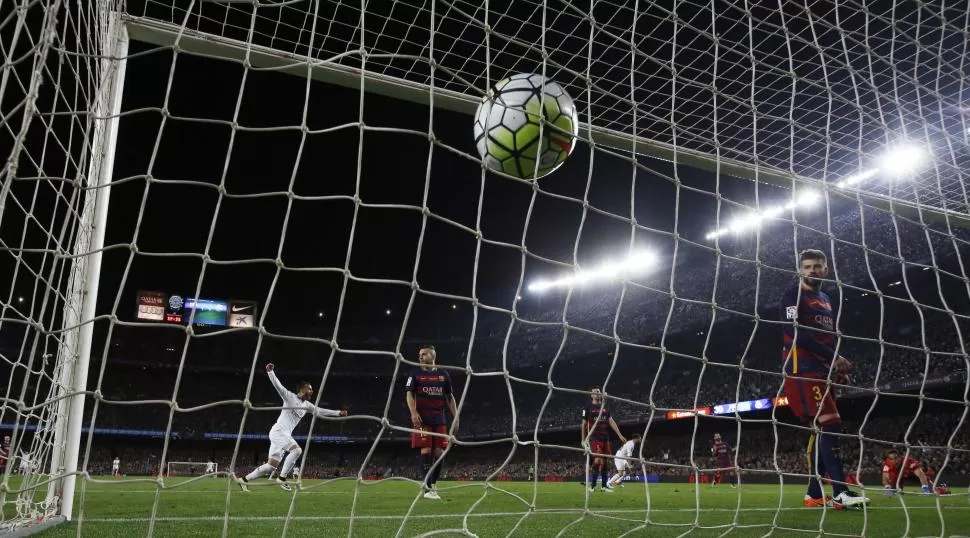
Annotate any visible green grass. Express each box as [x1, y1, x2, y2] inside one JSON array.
[[13, 476, 970, 537]]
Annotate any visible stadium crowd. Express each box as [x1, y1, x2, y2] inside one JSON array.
[[2, 204, 970, 486]]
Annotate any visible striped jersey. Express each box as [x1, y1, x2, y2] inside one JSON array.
[[781, 283, 836, 375], [405, 367, 453, 426], [713, 440, 731, 462], [582, 403, 612, 441]]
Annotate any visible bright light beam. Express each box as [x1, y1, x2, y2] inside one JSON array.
[[526, 251, 656, 293]]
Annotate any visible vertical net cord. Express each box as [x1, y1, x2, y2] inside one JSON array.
[[681, 0, 725, 531], [884, 4, 965, 531], [921, 2, 970, 505], [804, 4, 846, 534], [768, 1, 802, 533], [0, 0, 83, 524], [257, 0, 336, 535], [635, 0, 680, 525]]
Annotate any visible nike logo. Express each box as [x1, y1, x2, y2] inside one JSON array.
[[231, 305, 252, 313]]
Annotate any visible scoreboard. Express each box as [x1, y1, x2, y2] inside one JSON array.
[[135, 290, 257, 328]]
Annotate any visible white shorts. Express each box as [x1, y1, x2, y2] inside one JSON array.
[[112, 466, 119, 472], [269, 427, 297, 461], [615, 457, 630, 472]]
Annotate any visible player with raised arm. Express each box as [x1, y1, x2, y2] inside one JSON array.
[[112, 456, 120, 477], [581, 386, 627, 492], [882, 450, 932, 495], [406, 345, 459, 500], [781, 249, 869, 509], [607, 433, 641, 488], [233, 363, 347, 492], [711, 433, 735, 488]]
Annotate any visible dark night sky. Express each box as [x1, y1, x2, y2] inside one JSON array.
[[94, 37, 785, 339]]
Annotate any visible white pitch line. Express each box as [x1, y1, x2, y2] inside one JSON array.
[[72, 505, 970, 524]]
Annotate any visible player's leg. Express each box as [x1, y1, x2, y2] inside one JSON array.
[[236, 434, 284, 491], [277, 440, 303, 491], [600, 443, 612, 490], [428, 425, 449, 492], [806, 378, 869, 507], [913, 467, 932, 494], [608, 458, 625, 487]]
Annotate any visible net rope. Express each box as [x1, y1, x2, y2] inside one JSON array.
[[1, 0, 970, 537]]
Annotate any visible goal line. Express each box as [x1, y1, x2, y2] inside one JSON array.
[[119, 14, 970, 231]]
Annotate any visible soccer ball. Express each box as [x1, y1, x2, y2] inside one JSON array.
[[473, 73, 579, 180]]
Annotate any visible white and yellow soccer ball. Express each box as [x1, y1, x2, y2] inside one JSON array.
[[473, 73, 579, 180]]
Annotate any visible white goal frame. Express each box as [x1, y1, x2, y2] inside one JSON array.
[[166, 462, 219, 477], [18, 4, 970, 531]]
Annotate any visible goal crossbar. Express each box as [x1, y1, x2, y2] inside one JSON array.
[[121, 14, 970, 231]]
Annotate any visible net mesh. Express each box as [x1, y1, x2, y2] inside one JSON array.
[[0, 0, 969, 536]]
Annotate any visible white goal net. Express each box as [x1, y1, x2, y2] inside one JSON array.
[[1, 0, 969, 536], [166, 461, 217, 477]]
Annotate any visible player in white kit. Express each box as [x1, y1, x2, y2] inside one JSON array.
[[112, 457, 120, 477], [608, 433, 641, 488], [233, 363, 347, 492], [205, 461, 215, 475], [18, 451, 29, 475]]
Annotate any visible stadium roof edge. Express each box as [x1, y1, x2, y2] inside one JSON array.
[[121, 14, 970, 231]]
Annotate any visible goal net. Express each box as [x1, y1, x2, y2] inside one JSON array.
[[1, 0, 969, 536], [166, 461, 217, 478]]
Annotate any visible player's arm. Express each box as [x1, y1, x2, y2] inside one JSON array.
[[310, 403, 347, 419], [264, 363, 296, 403], [444, 371, 459, 431], [405, 373, 422, 428], [580, 410, 588, 447], [608, 417, 627, 444]]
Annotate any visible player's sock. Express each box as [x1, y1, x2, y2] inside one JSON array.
[[588, 466, 596, 488], [279, 446, 302, 480], [431, 464, 442, 486], [600, 466, 610, 487], [421, 454, 433, 489], [244, 463, 275, 482], [609, 473, 621, 486], [819, 423, 847, 496], [806, 433, 826, 499]]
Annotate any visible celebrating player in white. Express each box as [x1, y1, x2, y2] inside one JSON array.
[[112, 457, 120, 477], [608, 433, 641, 488], [234, 363, 347, 492], [205, 461, 215, 475], [18, 451, 29, 475]]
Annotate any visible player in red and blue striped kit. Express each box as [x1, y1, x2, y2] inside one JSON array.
[[711, 433, 735, 487], [781, 249, 868, 509], [405, 345, 459, 500], [581, 386, 627, 492]]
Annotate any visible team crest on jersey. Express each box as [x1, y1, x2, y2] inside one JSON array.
[[785, 306, 798, 320]]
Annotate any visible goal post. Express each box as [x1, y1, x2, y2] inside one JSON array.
[[120, 14, 970, 232], [4, 0, 970, 536], [48, 12, 129, 523]]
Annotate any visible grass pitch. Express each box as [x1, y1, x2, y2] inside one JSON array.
[[15, 476, 970, 537]]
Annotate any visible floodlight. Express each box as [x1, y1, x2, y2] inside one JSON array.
[[878, 144, 926, 178]]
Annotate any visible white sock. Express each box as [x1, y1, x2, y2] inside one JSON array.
[[245, 463, 275, 482], [280, 447, 303, 479], [609, 473, 621, 486]]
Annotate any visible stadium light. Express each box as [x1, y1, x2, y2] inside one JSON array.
[[706, 143, 931, 241], [877, 144, 926, 178], [526, 250, 656, 293], [704, 190, 819, 240]]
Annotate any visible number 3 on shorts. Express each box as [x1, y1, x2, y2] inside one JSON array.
[[812, 385, 823, 401]]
